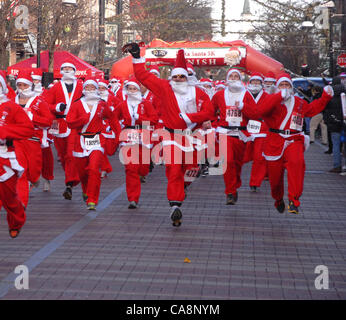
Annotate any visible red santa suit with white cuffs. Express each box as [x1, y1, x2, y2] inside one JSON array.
[[66, 78, 120, 207], [211, 68, 253, 201], [133, 49, 213, 213], [14, 71, 53, 207], [116, 78, 158, 205], [241, 73, 334, 210], [0, 76, 35, 236], [242, 72, 269, 189], [42, 62, 83, 188]]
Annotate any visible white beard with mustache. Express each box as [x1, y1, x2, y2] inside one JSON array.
[[227, 80, 244, 93], [127, 91, 142, 103], [170, 80, 189, 95], [264, 84, 276, 94], [17, 88, 36, 99], [247, 84, 262, 95]]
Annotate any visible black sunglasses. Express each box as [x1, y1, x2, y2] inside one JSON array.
[[172, 75, 186, 79]]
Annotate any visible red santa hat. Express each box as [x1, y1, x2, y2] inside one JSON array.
[[171, 49, 189, 78], [199, 78, 214, 86], [16, 70, 33, 86], [276, 73, 293, 87], [110, 77, 121, 83], [0, 70, 8, 94], [249, 72, 264, 83], [60, 61, 77, 71], [149, 65, 160, 77], [31, 68, 43, 81], [186, 63, 195, 75], [125, 77, 141, 91], [215, 80, 226, 89], [98, 79, 109, 89], [264, 71, 276, 83], [226, 68, 242, 80], [83, 77, 99, 89]]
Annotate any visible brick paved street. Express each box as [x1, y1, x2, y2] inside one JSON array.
[[0, 141, 345, 300]]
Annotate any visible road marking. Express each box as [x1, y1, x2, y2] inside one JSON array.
[[0, 184, 126, 298]]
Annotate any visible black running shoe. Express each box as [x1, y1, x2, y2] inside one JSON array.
[[250, 186, 258, 193], [275, 199, 285, 213], [287, 201, 299, 214], [63, 186, 72, 200], [170, 206, 182, 227], [226, 193, 238, 205], [128, 201, 138, 209]]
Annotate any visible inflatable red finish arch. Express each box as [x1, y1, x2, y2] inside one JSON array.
[[111, 39, 284, 80]]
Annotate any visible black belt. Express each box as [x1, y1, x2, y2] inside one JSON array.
[[221, 126, 246, 130], [56, 115, 66, 119], [79, 132, 101, 137], [29, 137, 40, 142], [269, 128, 301, 135]]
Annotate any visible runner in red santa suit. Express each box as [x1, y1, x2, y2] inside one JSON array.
[[124, 43, 213, 226], [98, 79, 121, 178], [42, 62, 83, 200], [263, 71, 277, 95], [199, 78, 216, 101], [66, 78, 120, 210], [242, 72, 269, 192], [211, 68, 254, 205], [115, 78, 158, 208], [14, 71, 53, 208], [31, 68, 54, 192], [0, 73, 35, 238], [241, 73, 334, 214]]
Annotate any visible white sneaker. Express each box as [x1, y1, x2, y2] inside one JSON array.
[[101, 171, 107, 178], [43, 179, 50, 192], [340, 171, 346, 176]]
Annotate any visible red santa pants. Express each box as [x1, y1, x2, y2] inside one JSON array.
[[222, 136, 246, 195], [74, 150, 104, 205], [0, 175, 26, 231], [266, 141, 305, 207], [121, 145, 150, 203], [249, 138, 268, 187], [101, 153, 113, 174], [41, 146, 54, 181], [54, 135, 80, 186], [14, 140, 42, 207]]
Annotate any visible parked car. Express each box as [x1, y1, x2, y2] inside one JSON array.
[[292, 77, 332, 100]]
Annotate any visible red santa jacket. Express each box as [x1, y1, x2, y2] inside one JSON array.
[[0, 100, 35, 181], [66, 98, 120, 158], [42, 80, 83, 138], [242, 89, 333, 160], [133, 58, 213, 131], [15, 95, 53, 145], [211, 88, 254, 142]]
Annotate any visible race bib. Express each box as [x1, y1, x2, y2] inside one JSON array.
[[48, 120, 59, 135], [84, 134, 101, 151], [226, 106, 242, 125], [247, 120, 261, 134], [290, 112, 303, 131], [184, 167, 200, 182], [127, 130, 142, 143]]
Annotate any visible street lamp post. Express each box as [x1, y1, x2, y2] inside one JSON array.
[[98, 0, 105, 66]]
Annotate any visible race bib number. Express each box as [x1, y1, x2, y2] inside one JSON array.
[[290, 112, 303, 131], [127, 130, 142, 143], [48, 120, 59, 135], [226, 106, 242, 125], [184, 167, 200, 182], [247, 120, 261, 134], [84, 134, 101, 151]]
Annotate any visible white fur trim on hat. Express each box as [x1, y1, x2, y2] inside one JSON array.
[[171, 67, 189, 78], [125, 81, 140, 91], [60, 62, 76, 71], [226, 69, 242, 80], [16, 78, 33, 86], [264, 77, 276, 82], [150, 69, 160, 77], [249, 75, 263, 82], [98, 81, 108, 88], [83, 79, 98, 89], [31, 75, 42, 81], [0, 76, 8, 94], [276, 77, 292, 87]]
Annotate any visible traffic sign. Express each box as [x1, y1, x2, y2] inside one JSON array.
[[337, 53, 346, 68]]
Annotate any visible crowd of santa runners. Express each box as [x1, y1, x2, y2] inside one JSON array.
[[0, 42, 336, 238]]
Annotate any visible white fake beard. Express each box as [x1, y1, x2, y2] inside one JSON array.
[[127, 91, 142, 103], [111, 83, 120, 92], [17, 88, 36, 98], [227, 80, 244, 93], [264, 84, 276, 94], [61, 71, 76, 84], [248, 84, 262, 95], [83, 90, 100, 104], [34, 83, 43, 93], [170, 80, 189, 95], [187, 75, 199, 86], [279, 88, 294, 101], [99, 90, 109, 101]]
